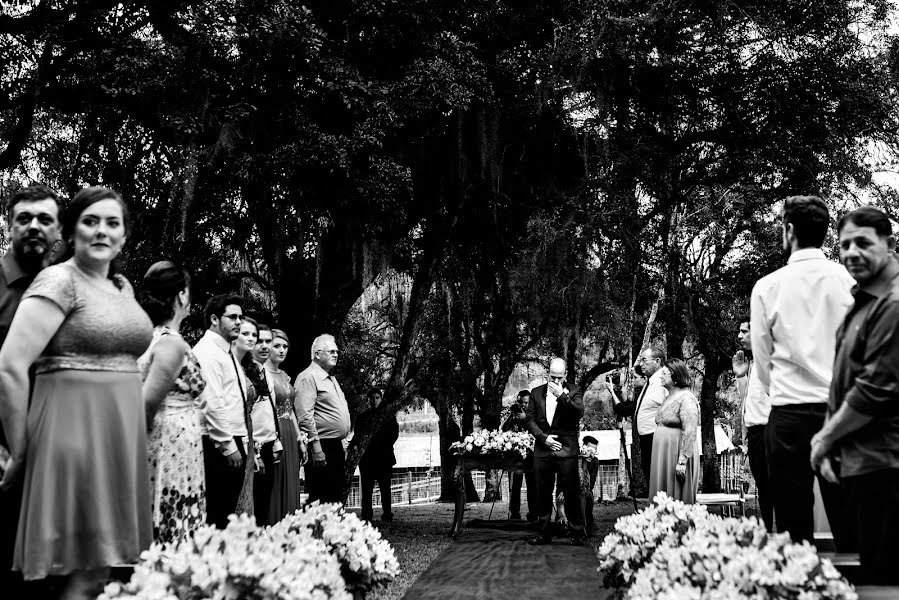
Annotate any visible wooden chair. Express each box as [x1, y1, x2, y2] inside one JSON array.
[[697, 447, 752, 517]]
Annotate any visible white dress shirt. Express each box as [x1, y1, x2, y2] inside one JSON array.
[[193, 330, 249, 455], [545, 388, 558, 425], [750, 247, 854, 407], [636, 370, 668, 435], [741, 363, 771, 427], [251, 365, 281, 446]]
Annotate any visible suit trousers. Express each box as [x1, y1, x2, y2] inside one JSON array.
[[534, 455, 584, 534], [203, 435, 248, 529], [746, 424, 773, 532], [765, 405, 856, 551], [639, 433, 654, 486], [253, 441, 277, 525], [844, 469, 899, 585], [360, 463, 393, 521], [306, 438, 346, 504], [508, 469, 536, 519], [0, 476, 23, 596]]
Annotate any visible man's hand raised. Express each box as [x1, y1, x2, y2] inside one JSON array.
[[732, 350, 750, 378]]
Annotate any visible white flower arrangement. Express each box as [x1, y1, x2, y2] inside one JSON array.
[[98, 513, 351, 600], [278, 502, 401, 594], [449, 429, 534, 459], [598, 493, 857, 600]]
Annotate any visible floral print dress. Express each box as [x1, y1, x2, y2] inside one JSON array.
[[138, 326, 207, 543]]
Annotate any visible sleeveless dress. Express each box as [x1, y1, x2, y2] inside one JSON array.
[[648, 389, 701, 504], [138, 326, 207, 543], [267, 368, 300, 521], [14, 263, 153, 579]]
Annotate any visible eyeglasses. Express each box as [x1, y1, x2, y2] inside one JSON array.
[[317, 349, 339, 356], [221, 313, 243, 321]]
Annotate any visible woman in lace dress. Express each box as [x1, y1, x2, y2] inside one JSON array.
[[137, 261, 207, 543], [266, 329, 305, 521], [648, 358, 701, 503], [0, 187, 153, 599]]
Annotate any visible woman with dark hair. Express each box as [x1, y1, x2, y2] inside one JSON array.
[[265, 328, 305, 521], [648, 358, 701, 503], [0, 186, 153, 598], [136, 261, 207, 543]]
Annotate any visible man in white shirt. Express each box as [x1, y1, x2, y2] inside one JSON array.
[[193, 294, 250, 528], [634, 347, 667, 485], [750, 195, 856, 548], [733, 316, 772, 532]]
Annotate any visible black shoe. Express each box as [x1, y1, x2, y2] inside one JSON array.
[[527, 535, 552, 546], [510, 513, 522, 520]]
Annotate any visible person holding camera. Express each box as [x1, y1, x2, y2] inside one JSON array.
[[502, 389, 535, 521]]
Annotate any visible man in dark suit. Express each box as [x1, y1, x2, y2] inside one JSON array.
[[526, 358, 587, 545]]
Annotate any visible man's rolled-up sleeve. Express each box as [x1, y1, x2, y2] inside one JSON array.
[[844, 300, 899, 418], [194, 349, 238, 456]]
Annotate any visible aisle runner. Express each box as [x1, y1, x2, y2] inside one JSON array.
[[401, 522, 606, 600]]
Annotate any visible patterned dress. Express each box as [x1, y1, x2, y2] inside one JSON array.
[[267, 368, 300, 521], [138, 326, 207, 543], [648, 389, 701, 503]]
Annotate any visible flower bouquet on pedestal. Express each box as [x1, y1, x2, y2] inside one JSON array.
[[597, 493, 857, 600], [449, 429, 534, 459], [278, 502, 401, 596]]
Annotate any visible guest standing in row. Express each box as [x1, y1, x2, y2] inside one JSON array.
[[356, 387, 399, 522], [239, 320, 281, 525], [502, 389, 536, 521], [0, 184, 61, 597], [633, 347, 667, 485], [193, 294, 251, 528], [136, 261, 207, 543], [648, 359, 700, 503], [812, 207, 899, 584], [0, 187, 153, 598], [266, 328, 304, 520], [295, 334, 351, 504], [751, 195, 855, 549]]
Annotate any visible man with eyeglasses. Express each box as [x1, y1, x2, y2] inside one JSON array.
[[294, 334, 350, 503], [193, 294, 251, 527], [634, 347, 667, 486]]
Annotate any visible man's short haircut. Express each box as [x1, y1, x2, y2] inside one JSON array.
[[310, 333, 337, 360], [738, 313, 751, 327], [257, 323, 272, 337], [203, 293, 243, 328], [367, 387, 382, 398], [784, 195, 830, 248], [517, 389, 531, 398], [664, 358, 692, 388], [582, 435, 598, 446], [7, 184, 63, 220], [646, 346, 666, 362], [837, 206, 893, 238]]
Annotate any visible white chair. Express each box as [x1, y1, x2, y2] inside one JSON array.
[[697, 447, 751, 517]]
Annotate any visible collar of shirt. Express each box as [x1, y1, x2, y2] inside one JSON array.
[[787, 247, 828, 265], [200, 329, 232, 354], [1, 249, 29, 287], [853, 255, 899, 300], [309, 361, 333, 381]]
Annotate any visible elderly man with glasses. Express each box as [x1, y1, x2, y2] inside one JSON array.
[[633, 347, 667, 486], [294, 334, 351, 503], [193, 294, 251, 527]]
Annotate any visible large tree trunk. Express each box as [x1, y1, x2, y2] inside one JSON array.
[[699, 355, 728, 493], [436, 389, 459, 501]]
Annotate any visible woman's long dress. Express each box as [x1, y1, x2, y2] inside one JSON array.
[[14, 263, 153, 580], [648, 389, 701, 504], [267, 368, 300, 521], [138, 326, 207, 544]]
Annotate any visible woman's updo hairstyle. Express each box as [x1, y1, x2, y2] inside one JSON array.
[[138, 261, 192, 326], [57, 186, 130, 284]]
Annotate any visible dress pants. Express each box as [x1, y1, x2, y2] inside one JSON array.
[[639, 433, 654, 486], [534, 456, 584, 537], [844, 469, 899, 585], [765, 405, 856, 550], [360, 463, 393, 521], [203, 436, 247, 528], [746, 424, 773, 532], [0, 476, 23, 596], [508, 469, 536, 520], [253, 441, 277, 525], [306, 438, 346, 504]]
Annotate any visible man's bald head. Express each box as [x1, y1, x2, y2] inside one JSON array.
[[549, 358, 566, 382]]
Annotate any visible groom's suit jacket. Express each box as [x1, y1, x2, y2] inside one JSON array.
[[525, 382, 584, 458]]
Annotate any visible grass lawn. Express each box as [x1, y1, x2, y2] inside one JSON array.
[[348, 498, 646, 600]]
